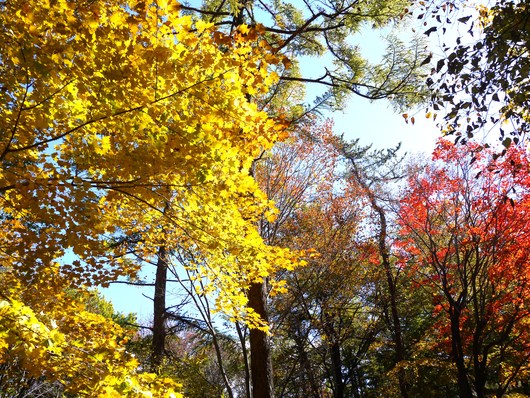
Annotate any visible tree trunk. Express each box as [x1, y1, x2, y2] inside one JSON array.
[[151, 245, 168, 372], [473, 328, 488, 398], [450, 306, 474, 398], [236, 322, 252, 398], [210, 328, 235, 398], [330, 340, 345, 398], [367, 188, 409, 398], [381, 244, 408, 398], [248, 281, 274, 398], [343, 151, 409, 398]]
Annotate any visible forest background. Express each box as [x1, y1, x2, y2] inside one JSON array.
[[1, 0, 530, 397]]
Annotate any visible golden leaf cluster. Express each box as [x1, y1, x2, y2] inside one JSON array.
[[1, 0, 296, 394]]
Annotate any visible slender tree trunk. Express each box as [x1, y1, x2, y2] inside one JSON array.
[[450, 306, 474, 398], [379, 233, 408, 398], [341, 150, 409, 397], [210, 330, 235, 398], [329, 339, 345, 398], [248, 281, 274, 398], [236, 322, 252, 398], [151, 245, 168, 372], [248, 137, 275, 398], [351, 366, 365, 398], [364, 185, 409, 398]]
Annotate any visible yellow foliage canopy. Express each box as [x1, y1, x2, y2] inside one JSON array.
[[0, 0, 296, 394]]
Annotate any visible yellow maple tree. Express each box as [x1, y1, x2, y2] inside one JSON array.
[[0, 0, 297, 394]]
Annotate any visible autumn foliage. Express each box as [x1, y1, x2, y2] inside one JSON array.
[[398, 139, 530, 396], [0, 0, 297, 395], [3, 0, 530, 395]]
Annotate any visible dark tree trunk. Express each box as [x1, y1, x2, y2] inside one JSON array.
[[330, 340, 345, 398], [450, 305, 474, 398], [236, 322, 252, 398], [151, 245, 168, 372], [248, 281, 274, 398], [473, 329, 488, 398], [350, 366, 365, 398], [381, 243, 408, 398]]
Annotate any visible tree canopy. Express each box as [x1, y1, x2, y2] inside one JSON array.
[[3, 0, 530, 396], [0, 0, 300, 394]]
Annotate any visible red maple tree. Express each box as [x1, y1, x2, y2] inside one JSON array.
[[398, 139, 530, 397]]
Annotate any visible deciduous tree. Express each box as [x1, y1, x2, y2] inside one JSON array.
[[398, 140, 530, 397], [151, 0, 430, 395], [0, 0, 298, 394]]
